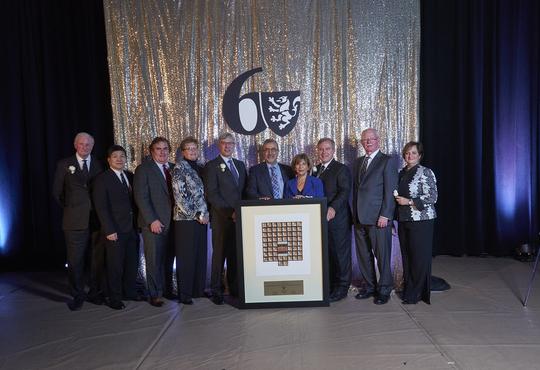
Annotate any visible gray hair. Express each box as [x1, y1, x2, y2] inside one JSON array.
[[73, 132, 94, 144], [218, 132, 235, 142]]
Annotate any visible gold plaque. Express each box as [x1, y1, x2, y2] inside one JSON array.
[[264, 280, 304, 296]]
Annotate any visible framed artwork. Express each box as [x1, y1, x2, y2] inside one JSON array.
[[236, 198, 329, 308]]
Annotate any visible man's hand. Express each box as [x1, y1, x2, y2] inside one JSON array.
[[377, 216, 389, 228], [106, 233, 118, 241], [327, 207, 336, 221], [150, 220, 165, 234]]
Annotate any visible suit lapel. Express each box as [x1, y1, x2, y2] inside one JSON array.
[[263, 163, 273, 194]]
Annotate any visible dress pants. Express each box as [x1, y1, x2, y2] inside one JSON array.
[[354, 223, 393, 296], [142, 226, 173, 298], [174, 220, 208, 299], [210, 214, 237, 297], [64, 229, 91, 300], [398, 219, 434, 304], [328, 218, 352, 292], [103, 230, 139, 303]]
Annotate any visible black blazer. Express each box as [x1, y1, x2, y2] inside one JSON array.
[[52, 155, 104, 230], [92, 169, 137, 236], [245, 162, 294, 199], [204, 156, 247, 219], [316, 159, 352, 225]]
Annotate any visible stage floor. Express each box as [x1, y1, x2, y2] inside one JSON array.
[[1, 256, 540, 370]]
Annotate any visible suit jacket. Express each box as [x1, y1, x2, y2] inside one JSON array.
[[284, 175, 324, 198], [92, 169, 137, 236], [52, 154, 104, 230], [204, 156, 247, 219], [245, 162, 294, 199], [133, 159, 175, 229], [352, 151, 398, 225], [316, 160, 352, 225]]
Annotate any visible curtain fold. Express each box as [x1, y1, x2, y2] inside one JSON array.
[[420, 0, 540, 255]]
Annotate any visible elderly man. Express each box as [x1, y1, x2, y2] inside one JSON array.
[[315, 138, 352, 302], [246, 138, 294, 200], [352, 128, 398, 305], [134, 137, 175, 307], [53, 132, 104, 311], [204, 132, 247, 305]]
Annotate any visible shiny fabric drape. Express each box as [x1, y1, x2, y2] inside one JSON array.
[[103, 0, 419, 169]]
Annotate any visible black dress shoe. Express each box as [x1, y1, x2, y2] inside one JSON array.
[[329, 289, 348, 302], [211, 295, 224, 305], [67, 297, 84, 311], [355, 290, 375, 300], [109, 301, 126, 310], [180, 297, 194, 305], [374, 295, 390, 305], [149, 297, 164, 307]]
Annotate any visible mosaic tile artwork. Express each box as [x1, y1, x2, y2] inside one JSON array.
[[261, 221, 303, 266]]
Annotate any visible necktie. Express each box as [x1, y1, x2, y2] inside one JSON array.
[[360, 155, 370, 178], [82, 159, 89, 175], [270, 166, 281, 199], [163, 164, 174, 203], [318, 165, 326, 178], [120, 172, 129, 189], [228, 159, 239, 184]]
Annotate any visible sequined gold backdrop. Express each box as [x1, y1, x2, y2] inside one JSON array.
[[103, 0, 419, 170]]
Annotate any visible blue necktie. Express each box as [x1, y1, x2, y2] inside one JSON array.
[[270, 166, 281, 199], [228, 159, 239, 184]]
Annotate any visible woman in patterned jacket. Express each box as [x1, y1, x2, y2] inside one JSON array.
[[394, 141, 438, 304], [172, 137, 209, 305]]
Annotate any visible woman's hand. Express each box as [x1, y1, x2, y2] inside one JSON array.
[[395, 196, 413, 206]]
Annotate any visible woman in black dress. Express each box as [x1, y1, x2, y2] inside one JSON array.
[[394, 141, 438, 304], [172, 137, 209, 305]]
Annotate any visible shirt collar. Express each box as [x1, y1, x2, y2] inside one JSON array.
[[220, 154, 233, 162], [111, 168, 124, 176], [321, 158, 333, 169], [76, 153, 90, 163], [366, 149, 379, 159]]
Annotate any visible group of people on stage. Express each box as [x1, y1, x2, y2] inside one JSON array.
[[53, 128, 437, 311]]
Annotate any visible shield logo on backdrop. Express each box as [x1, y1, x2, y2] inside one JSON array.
[[222, 68, 301, 137], [261, 92, 301, 137]]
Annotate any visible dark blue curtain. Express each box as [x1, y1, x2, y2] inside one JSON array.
[[0, 1, 114, 270], [421, 0, 540, 256]]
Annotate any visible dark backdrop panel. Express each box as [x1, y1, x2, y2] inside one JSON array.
[[420, 0, 539, 256], [0, 1, 114, 270]]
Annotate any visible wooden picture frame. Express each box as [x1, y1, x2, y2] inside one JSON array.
[[236, 198, 329, 308]]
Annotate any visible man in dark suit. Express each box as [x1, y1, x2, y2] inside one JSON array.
[[315, 138, 352, 302], [246, 138, 294, 200], [92, 145, 140, 310], [52, 132, 104, 311], [204, 132, 247, 305], [134, 137, 175, 307], [352, 128, 398, 305]]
